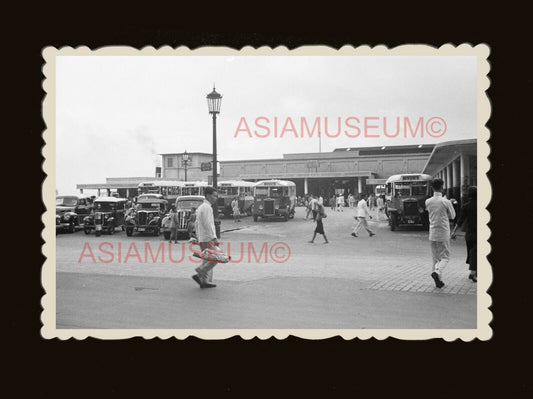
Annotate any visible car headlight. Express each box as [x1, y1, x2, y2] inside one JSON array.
[[259, 205, 263, 210], [418, 207, 424, 213], [64, 214, 71, 220]]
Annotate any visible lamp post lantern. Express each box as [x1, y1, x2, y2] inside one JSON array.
[[182, 150, 189, 182], [206, 85, 222, 238]]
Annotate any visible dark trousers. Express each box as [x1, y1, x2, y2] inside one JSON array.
[[466, 239, 477, 271]]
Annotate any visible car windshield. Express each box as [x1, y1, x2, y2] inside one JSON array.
[[56, 197, 78, 206], [177, 200, 203, 210], [94, 202, 116, 212], [139, 202, 162, 210]]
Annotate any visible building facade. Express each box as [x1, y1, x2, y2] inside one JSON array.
[[75, 140, 477, 204], [161, 152, 213, 181], [220, 144, 435, 198], [422, 138, 477, 206]]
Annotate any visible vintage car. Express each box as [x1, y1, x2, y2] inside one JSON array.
[[125, 194, 166, 236], [161, 195, 204, 240], [83, 197, 127, 236], [56, 194, 93, 233]]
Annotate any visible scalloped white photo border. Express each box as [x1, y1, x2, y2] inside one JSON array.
[[41, 44, 492, 340]]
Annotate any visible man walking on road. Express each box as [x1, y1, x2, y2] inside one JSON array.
[[425, 178, 456, 288], [192, 186, 219, 289], [352, 194, 375, 237]]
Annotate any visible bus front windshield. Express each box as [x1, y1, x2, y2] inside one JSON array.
[[218, 187, 239, 195], [394, 182, 429, 196], [182, 187, 200, 196]]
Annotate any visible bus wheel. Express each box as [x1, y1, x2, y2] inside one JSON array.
[[108, 226, 114, 235], [153, 227, 160, 236], [84, 227, 91, 235], [390, 213, 398, 231], [253, 215, 258, 222], [126, 227, 133, 237], [283, 213, 288, 221]]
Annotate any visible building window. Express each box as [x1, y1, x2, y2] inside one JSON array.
[[167, 157, 173, 167]]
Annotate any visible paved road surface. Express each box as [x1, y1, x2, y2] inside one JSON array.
[[54, 206, 478, 330]]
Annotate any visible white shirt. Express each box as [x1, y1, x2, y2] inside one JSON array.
[[425, 192, 456, 241], [355, 199, 370, 218], [195, 200, 217, 242]]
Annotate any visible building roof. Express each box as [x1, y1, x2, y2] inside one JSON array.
[[422, 139, 477, 175], [159, 152, 213, 156]]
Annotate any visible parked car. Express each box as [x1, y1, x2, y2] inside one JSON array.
[[56, 194, 93, 233], [162, 195, 204, 240], [83, 197, 127, 236], [125, 194, 166, 236]]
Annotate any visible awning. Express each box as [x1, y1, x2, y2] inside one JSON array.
[[422, 139, 477, 176]]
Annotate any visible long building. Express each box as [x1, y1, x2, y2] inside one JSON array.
[[218, 144, 435, 198], [76, 140, 477, 205]]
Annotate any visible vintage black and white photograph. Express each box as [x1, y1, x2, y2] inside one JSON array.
[[42, 45, 491, 339]]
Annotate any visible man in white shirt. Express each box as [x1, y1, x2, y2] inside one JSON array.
[[192, 187, 219, 289], [336, 194, 344, 212], [352, 194, 375, 237], [376, 195, 384, 221], [306, 195, 318, 220], [425, 178, 456, 288]]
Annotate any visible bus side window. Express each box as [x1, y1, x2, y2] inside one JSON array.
[[386, 183, 392, 196]]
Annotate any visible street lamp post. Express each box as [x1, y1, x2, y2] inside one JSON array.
[[206, 85, 222, 238], [182, 150, 189, 182]]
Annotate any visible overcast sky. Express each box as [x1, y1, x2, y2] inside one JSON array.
[[55, 54, 477, 195]]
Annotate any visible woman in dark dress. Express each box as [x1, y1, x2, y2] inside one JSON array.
[[451, 186, 477, 282], [309, 203, 329, 244]]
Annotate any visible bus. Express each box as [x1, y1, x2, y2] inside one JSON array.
[[252, 180, 297, 222], [216, 180, 255, 217], [137, 180, 184, 207], [180, 181, 209, 196], [375, 184, 387, 198], [385, 173, 433, 231]]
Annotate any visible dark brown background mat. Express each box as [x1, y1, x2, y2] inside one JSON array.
[[10, 4, 529, 396]]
